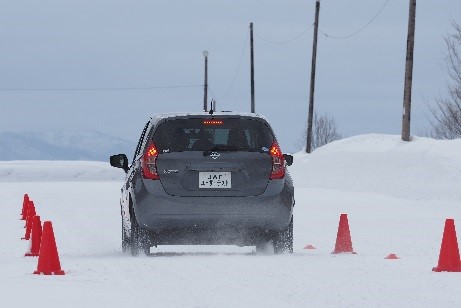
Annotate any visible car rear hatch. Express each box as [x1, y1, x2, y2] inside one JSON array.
[[151, 116, 275, 197]]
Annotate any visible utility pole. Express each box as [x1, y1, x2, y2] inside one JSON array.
[[250, 22, 256, 113], [306, 0, 320, 153], [401, 0, 416, 141], [203, 50, 209, 112]]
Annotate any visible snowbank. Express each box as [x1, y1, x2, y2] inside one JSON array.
[[290, 134, 461, 201], [0, 160, 124, 182]]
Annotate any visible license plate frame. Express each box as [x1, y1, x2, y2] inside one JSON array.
[[199, 172, 231, 189]]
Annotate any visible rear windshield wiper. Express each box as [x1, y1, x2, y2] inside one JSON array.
[[203, 145, 246, 156]]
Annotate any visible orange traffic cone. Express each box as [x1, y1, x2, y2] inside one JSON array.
[[28, 201, 36, 218], [303, 245, 316, 250], [20, 194, 30, 220], [22, 215, 33, 240], [24, 201, 36, 228], [33, 221, 65, 275], [332, 214, 356, 254], [432, 219, 461, 272], [25, 216, 42, 257]]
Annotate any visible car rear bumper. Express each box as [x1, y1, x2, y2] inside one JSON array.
[[133, 177, 294, 233]]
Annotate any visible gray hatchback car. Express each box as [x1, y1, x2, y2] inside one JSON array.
[[110, 112, 294, 255]]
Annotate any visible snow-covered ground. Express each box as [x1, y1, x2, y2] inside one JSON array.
[[1, 134, 461, 307], [0, 160, 123, 182]]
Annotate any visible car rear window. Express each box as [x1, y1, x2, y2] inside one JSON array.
[[152, 118, 274, 153]]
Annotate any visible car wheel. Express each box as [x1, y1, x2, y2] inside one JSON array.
[[130, 211, 151, 256], [273, 216, 293, 254], [255, 241, 273, 255]]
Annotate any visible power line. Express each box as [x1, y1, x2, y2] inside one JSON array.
[[207, 85, 218, 100], [0, 84, 203, 92], [207, 85, 227, 112], [255, 24, 314, 44], [319, 0, 391, 39], [216, 28, 250, 101]]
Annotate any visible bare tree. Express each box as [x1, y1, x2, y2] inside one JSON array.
[[299, 112, 342, 151], [428, 21, 461, 139]]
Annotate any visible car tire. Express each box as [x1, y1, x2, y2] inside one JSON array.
[[273, 216, 293, 254], [255, 241, 272, 255], [130, 211, 151, 256]]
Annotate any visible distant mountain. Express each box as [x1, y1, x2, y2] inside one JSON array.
[[0, 131, 136, 161]]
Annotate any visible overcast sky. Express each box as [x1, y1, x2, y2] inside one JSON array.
[[1, 0, 460, 153]]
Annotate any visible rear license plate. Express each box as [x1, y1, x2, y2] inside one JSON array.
[[199, 172, 231, 188]]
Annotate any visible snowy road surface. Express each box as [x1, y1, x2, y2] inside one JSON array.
[[1, 135, 461, 307]]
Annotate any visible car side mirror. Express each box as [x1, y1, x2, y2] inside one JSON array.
[[284, 154, 293, 166], [110, 154, 129, 173]]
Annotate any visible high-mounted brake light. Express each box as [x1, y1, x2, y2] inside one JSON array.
[[203, 120, 223, 125], [142, 143, 160, 180], [269, 142, 285, 180]]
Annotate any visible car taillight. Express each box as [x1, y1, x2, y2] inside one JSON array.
[[142, 143, 160, 180], [269, 142, 285, 180]]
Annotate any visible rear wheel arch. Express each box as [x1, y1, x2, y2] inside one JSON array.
[[125, 194, 135, 237], [128, 195, 133, 216], [128, 194, 137, 222], [121, 195, 133, 253]]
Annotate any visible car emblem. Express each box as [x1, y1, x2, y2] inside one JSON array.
[[210, 152, 220, 159]]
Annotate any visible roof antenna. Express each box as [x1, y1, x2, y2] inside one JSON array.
[[209, 99, 214, 115]]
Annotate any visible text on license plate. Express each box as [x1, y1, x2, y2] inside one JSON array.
[[199, 172, 231, 188]]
